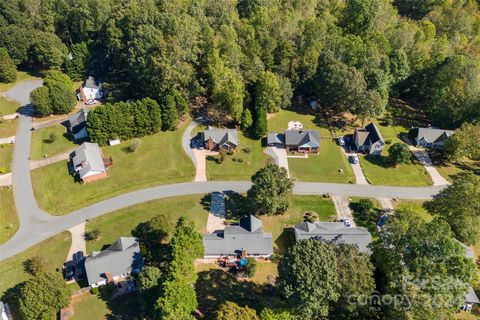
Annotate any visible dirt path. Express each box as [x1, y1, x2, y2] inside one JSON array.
[[409, 146, 450, 186], [331, 195, 356, 227], [29, 147, 75, 170], [33, 115, 68, 129], [66, 222, 86, 262]]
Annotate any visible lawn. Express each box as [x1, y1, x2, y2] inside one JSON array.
[[30, 124, 78, 160], [0, 97, 20, 115], [394, 200, 433, 222], [206, 131, 269, 181], [0, 187, 18, 245], [359, 120, 432, 186], [261, 195, 336, 254], [0, 71, 42, 92], [84, 195, 209, 253], [0, 119, 17, 138], [432, 156, 480, 182], [0, 143, 14, 173], [70, 291, 140, 320], [268, 109, 355, 183], [0, 231, 71, 297], [31, 122, 195, 214]]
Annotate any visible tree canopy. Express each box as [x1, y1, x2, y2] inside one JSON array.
[[0, 47, 16, 83]]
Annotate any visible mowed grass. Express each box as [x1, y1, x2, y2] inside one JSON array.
[[0, 231, 71, 297], [0, 119, 17, 138], [71, 293, 110, 320], [261, 195, 336, 254], [0, 143, 14, 173], [207, 131, 269, 181], [30, 124, 78, 160], [31, 122, 195, 214], [434, 158, 480, 182], [394, 200, 433, 222], [84, 195, 209, 253], [0, 187, 18, 244], [0, 97, 20, 115], [360, 121, 432, 186], [268, 109, 354, 183]]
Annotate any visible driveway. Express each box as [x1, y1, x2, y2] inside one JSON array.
[[0, 136, 15, 144], [409, 146, 450, 186], [377, 198, 394, 210], [264, 147, 290, 176], [0, 173, 12, 186], [29, 148, 75, 170], [331, 195, 356, 227], [65, 222, 86, 263], [206, 192, 226, 233], [340, 146, 368, 185]]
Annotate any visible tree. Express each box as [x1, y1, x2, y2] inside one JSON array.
[[155, 276, 197, 320], [255, 71, 282, 113], [161, 94, 179, 131], [43, 70, 74, 91], [29, 31, 67, 69], [30, 86, 52, 116], [247, 162, 294, 215], [48, 81, 76, 114], [443, 122, 480, 161], [133, 214, 174, 247], [0, 47, 17, 83], [259, 309, 292, 320], [277, 240, 340, 318], [138, 266, 162, 316], [343, 0, 382, 35], [170, 216, 204, 262], [23, 256, 46, 276], [241, 108, 253, 130], [425, 173, 480, 245], [388, 142, 411, 166], [251, 102, 267, 140], [65, 42, 89, 81], [216, 302, 259, 320], [18, 272, 70, 320], [278, 76, 293, 109]]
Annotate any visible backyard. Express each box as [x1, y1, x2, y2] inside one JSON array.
[[30, 124, 78, 160], [0, 143, 14, 173], [268, 109, 355, 184], [31, 122, 195, 214], [0, 187, 18, 245]]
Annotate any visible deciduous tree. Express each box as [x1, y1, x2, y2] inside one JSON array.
[[216, 302, 259, 320], [388, 143, 411, 166], [0, 47, 17, 83]]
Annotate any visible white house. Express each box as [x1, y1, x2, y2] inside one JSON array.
[[70, 142, 108, 183], [78, 76, 103, 102]]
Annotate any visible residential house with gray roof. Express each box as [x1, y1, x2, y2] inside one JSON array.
[[409, 127, 454, 149], [460, 243, 480, 312], [203, 127, 239, 151], [294, 221, 372, 253], [67, 109, 89, 141], [70, 142, 107, 183], [84, 237, 143, 288], [203, 215, 273, 258], [267, 130, 320, 153], [353, 122, 385, 155]]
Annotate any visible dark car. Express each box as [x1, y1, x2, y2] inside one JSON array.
[[63, 264, 75, 281]]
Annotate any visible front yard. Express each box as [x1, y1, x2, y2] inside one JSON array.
[[268, 110, 355, 184], [31, 122, 195, 214], [0, 97, 20, 115], [0, 187, 18, 244], [0, 143, 14, 173], [30, 124, 79, 160], [0, 119, 17, 138]]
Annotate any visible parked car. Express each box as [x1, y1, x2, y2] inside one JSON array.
[[338, 136, 346, 146], [85, 99, 97, 105], [63, 264, 75, 281], [349, 154, 359, 164], [341, 218, 352, 228]]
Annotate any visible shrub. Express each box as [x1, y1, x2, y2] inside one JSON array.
[[90, 287, 100, 295], [385, 138, 392, 144], [129, 138, 141, 153], [0, 167, 6, 174], [23, 255, 46, 275], [84, 229, 101, 241], [48, 132, 57, 143], [303, 211, 317, 223], [242, 147, 251, 154], [245, 258, 257, 278]]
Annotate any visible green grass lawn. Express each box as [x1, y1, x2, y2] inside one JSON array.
[[71, 292, 110, 320], [30, 124, 78, 160], [359, 120, 432, 186], [84, 195, 209, 253], [0, 231, 71, 297], [0, 97, 20, 115], [207, 131, 269, 181], [433, 157, 480, 182], [394, 200, 433, 222], [31, 122, 195, 215], [268, 109, 355, 183], [0, 119, 17, 138], [0, 187, 18, 245], [0, 71, 42, 92], [0, 143, 14, 173]]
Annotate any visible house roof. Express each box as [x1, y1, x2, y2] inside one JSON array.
[[294, 222, 372, 253], [68, 109, 89, 135], [203, 215, 273, 256], [84, 237, 143, 285], [355, 123, 384, 146], [71, 142, 106, 179], [267, 132, 285, 145], [285, 130, 320, 148], [84, 76, 100, 89], [411, 127, 454, 144], [203, 127, 238, 147], [465, 286, 480, 303]]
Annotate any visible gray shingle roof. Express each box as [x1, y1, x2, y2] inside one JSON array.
[[84, 76, 100, 89], [285, 130, 320, 148], [294, 222, 372, 253], [203, 215, 273, 256], [84, 237, 143, 286], [267, 132, 285, 145], [68, 109, 89, 135], [203, 127, 238, 147], [466, 286, 480, 303], [411, 127, 454, 144], [356, 123, 384, 146], [71, 142, 106, 179]]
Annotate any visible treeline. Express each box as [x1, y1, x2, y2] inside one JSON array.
[[1, 0, 479, 129]]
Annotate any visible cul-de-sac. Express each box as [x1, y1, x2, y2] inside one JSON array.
[[0, 1, 479, 320]]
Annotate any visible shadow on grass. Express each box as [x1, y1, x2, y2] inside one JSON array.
[[98, 285, 142, 320], [363, 155, 391, 169], [224, 192, 249, 220], [349, 200, 382, 235], [195, 269, 284, 318], [275, 228, 296, 255]]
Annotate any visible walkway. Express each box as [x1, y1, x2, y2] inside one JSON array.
[[33, 115, 68, 130], [264, 147, 290, 176], [0, 136, 15, 144], [29, 148, 75, 170], [409, 146, 450, 186]]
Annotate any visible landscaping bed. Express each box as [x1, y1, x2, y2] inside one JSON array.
[[30, 124, 78, 160]]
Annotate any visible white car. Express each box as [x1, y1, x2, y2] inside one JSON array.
[[349, 154, 359, 164], [338, 136, 346, 146], [341, 218, 352, 228]]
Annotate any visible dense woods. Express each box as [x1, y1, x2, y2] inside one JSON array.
[[1, 0, 479, 128]]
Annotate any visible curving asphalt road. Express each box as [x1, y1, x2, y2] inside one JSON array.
[[0, 81, 447, 262]]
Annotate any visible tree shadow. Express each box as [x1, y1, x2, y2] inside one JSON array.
[[224, 191, 249, 220], [364, 154, 391, 169], [1, 283, 23, 320], [97, 285, 142, 320], [275, 228, 296, 255]]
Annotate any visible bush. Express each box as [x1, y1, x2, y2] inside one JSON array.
[[245, 258, 257, 278], [48, 132, 57, 143], [84, 229, 101, 241], [90, 287, 100, 295], [129, 138, 141, 153], [303, 211, 317, 223], [385, 139, 392, 145], [23, 255, 46, 275], [388, 142, 411, 166], [0, 167, 6, 174], [242, 147, 251, 154]]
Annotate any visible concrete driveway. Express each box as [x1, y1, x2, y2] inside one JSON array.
[[65, 222, 86, 263], [340, 146, 369, 185], [331, 195, 356, 227], [409, 146, 450, 186], [264, 147, 290, 176]]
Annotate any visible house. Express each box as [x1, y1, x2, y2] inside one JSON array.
[[70, 142, 107, 183], [460, 243, 480, 312], [293, 221, 372, 253], [0, 301, 11, 320], [409, 127, 454, 149], [203, 127, 238, 151], [78, 76, 103, 102], [284, 130, 320, 153], [353, 122, 385, 155], [67, 109, 89, 141], [203, 215, 273, 258], [84, 237, 143, 288], [267, 132, 285, 148]]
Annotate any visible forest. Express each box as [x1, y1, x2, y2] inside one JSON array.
[[1, 0, 479, 130]]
